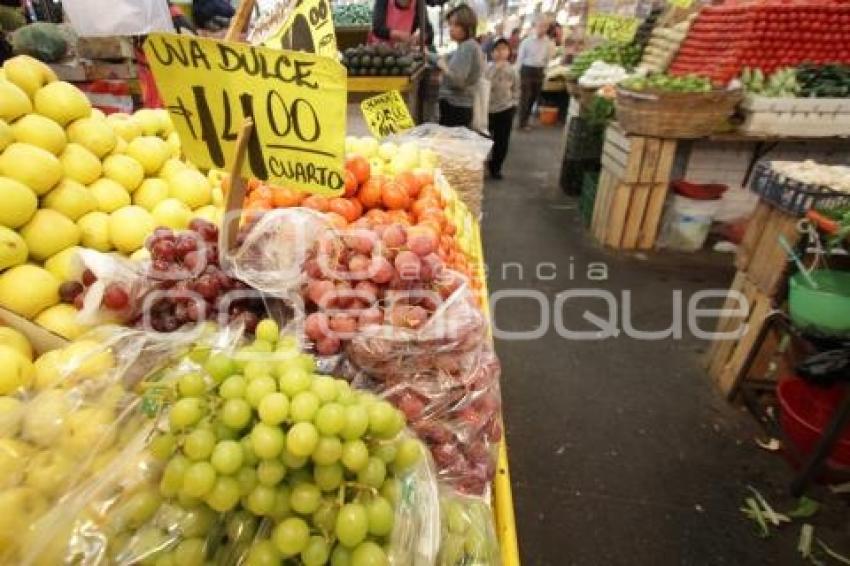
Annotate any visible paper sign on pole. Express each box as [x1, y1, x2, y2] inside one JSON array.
[[360, 91, 415, 139], [144, 33, 346, 196], [248, 0, 337, 58], [586, 12, 639, 43]]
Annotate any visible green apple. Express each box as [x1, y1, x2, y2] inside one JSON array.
[[44, 246, 82, 282], [126, 136, 169, 175]]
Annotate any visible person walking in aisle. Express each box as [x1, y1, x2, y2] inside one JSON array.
[[516, 17, 555, 130], [486, 38, 519, 179], [436, 4, 483, 128]]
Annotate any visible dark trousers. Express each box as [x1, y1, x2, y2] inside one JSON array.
[[488, 107, 515, 175], [439, 100, 473, 128], [519, 65, 544, 127]]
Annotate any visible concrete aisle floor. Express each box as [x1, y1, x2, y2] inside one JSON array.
[[482, 126, 850, 565]]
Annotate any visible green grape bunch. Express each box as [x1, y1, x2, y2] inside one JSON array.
[[144, 319, 426, 566]]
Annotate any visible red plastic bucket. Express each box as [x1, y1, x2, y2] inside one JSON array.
[[777, 377, 850, 468]]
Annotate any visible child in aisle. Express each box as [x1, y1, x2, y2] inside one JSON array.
[[486, 38, 519, 180]]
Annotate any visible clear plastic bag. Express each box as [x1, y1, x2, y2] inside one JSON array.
[[2, 325, 444, 564], [438, 489, 501, 566]]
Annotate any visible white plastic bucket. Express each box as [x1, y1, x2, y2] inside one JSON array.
[[659, 195, 722, 252]]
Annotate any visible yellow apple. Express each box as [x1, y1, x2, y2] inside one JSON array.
[[59, 143, 102, 185], [133, 178, 170, 211], [43, 246, 82, 282], [58, 339, 115, 381], [0, 119, 12, 151], [0, 142, 62, 195], [0, 176, 37, 228], [152, 198, 192, 230], [109, 205, 154, 253], [3, 55, 56, 98], [111, 136, 128, 155], [168, 168, 211, 209], [166, 131, 181, 157], [126, 136, 170, 175], [89, 178, 130, 213], [77, 211, 113, 252], [158, 158, 187, 182], [32, 349, 61, 390], [19, 209, 81, 261], [192, 205, 222, 225], [0, 226, 27, 270], [10, 113, 66, 155], [106, 112, 142, 142], [0, 345, 33, 395], [34, 304, 90, 340], [0, 326, 32, 360], [33, 81, 91, 126], [43, 179, 97, 221], [133, 108, 163, 136], [103, 154, 144, 192], [0, 264, 60, 319], [0, 80, 32, 122], [67, 117, 117, 158]]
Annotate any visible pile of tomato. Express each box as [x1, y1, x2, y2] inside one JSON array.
[[669, 2, 850, 83], [242, 156, 483, 293]]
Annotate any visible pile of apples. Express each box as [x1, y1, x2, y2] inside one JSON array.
[[0, 55, 224, 336]]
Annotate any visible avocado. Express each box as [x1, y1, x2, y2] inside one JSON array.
[[396, 56, 412, 67], [363, 45, 376, 56], [376, 43, 391, 57], [371, 55, 383, 68], [379, 67, 389, 76], [360, 54, 371, 67], [349, 55, 360, 67], [390, 66, 401, 76], [344, 47, 357, 58], [384, 55, 396, 67]]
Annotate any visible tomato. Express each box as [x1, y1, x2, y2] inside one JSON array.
[[346, 155, 370, 185], [328, 197, 360, 223], [418, 184, 440, 202], [394, 172, 420, 198], [302, 195, 329, 212], [381, 181, 410, 210], [247, 178, 263, 192], [349, 197, 363, 220], [357, 177, 384, 209], [252, 185, 273, 203], [271, 186, 303, 208], [343, 169, 358, 198], [411, 197, 440, 218]]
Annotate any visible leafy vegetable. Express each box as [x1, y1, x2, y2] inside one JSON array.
[[620, 73, 712, 92]]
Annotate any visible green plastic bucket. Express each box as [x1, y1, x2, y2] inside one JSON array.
[[789, 270, 850, 336]]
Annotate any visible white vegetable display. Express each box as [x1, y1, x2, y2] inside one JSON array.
[[578, 62, 629, 88], [771, 160, 850, 194], [637, 17, 694, 75]]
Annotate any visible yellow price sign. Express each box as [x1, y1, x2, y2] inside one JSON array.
[[251, 0, 337, 58], [144, 33, 346, 195], [360, 90, 415, 139], [668, 0, 692, 7], [587, 13, 639, 43]]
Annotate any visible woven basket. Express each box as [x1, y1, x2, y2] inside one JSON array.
[[615, 87, 743, 138]]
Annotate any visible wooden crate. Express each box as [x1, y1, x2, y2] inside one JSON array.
[[590, 125, 677, 249], [735, 200, 801, 298], [705, 271, 780, 397]]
